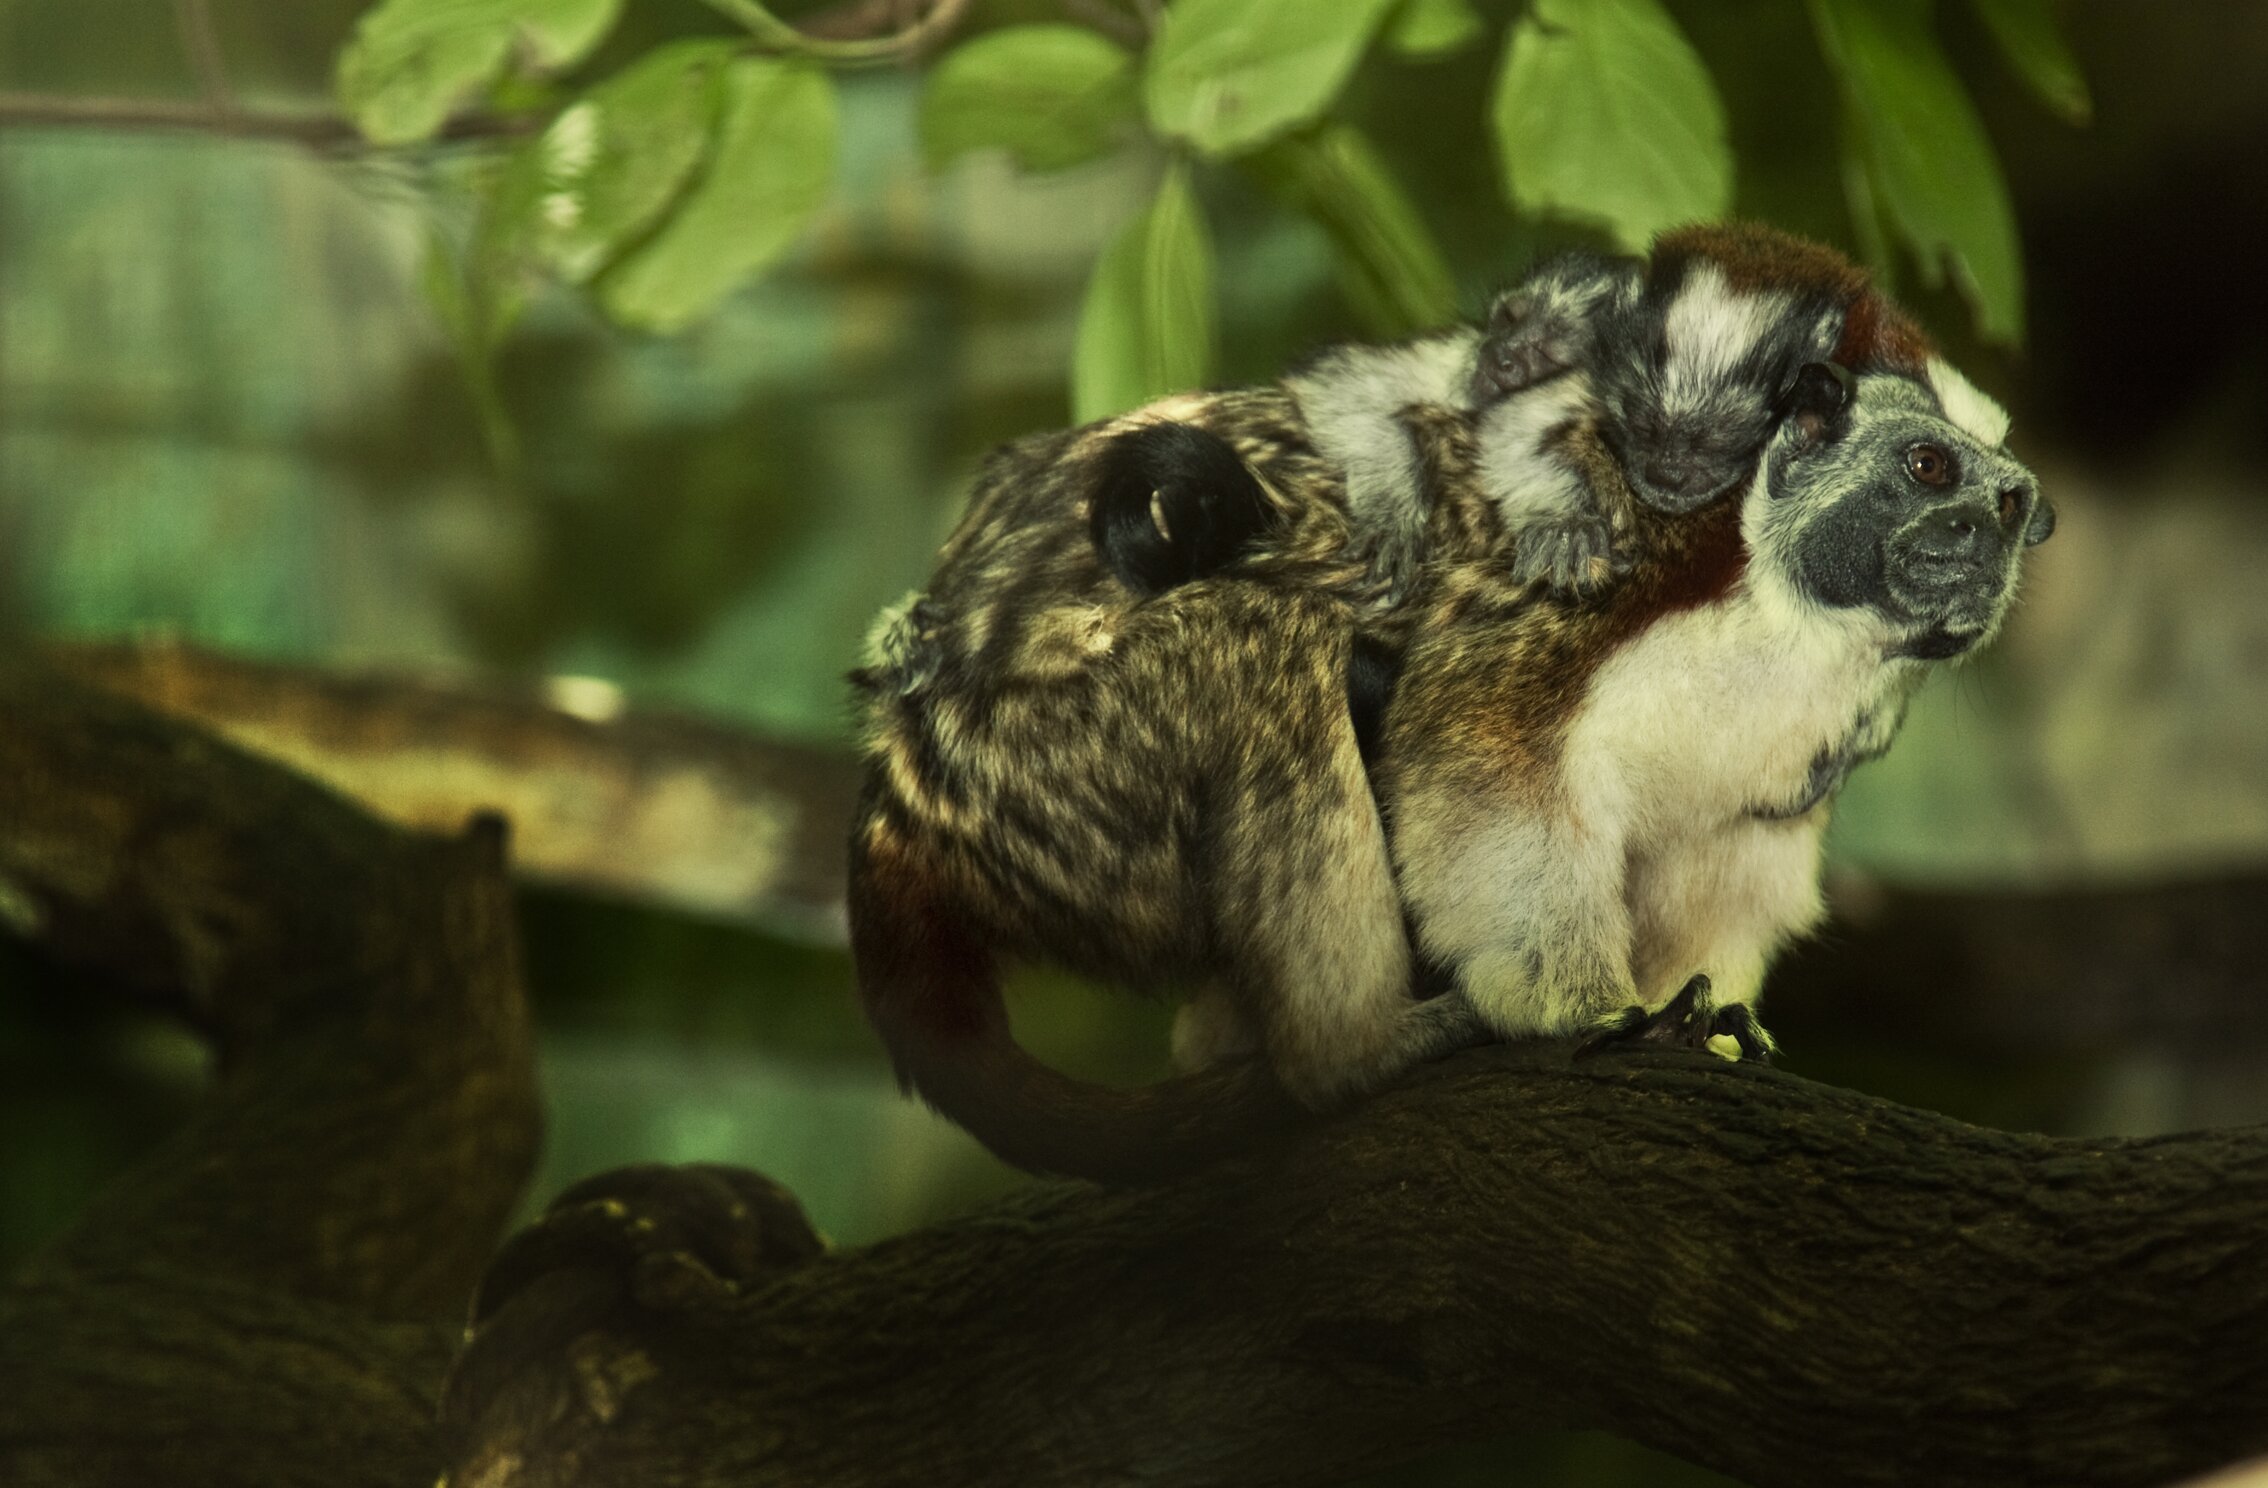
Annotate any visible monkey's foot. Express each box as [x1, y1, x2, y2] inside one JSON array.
[[1577, 975, 1777, 1063], [1511, 515, 1626, 598], [1411, 986, 1501, 1063]]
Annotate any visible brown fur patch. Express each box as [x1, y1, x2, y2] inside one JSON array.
[[1380, 417, 1746, 806], [847, 815, 1002, 1044], [1654, 220, 1933, 373]]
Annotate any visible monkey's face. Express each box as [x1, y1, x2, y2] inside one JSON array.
[[1601, 385, 1776, 514], [1757, 367, 2053, 659], [1596, 279, 1844, 516], [1468, 253, 1641, 407]]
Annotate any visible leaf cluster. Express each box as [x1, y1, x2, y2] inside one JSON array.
[[334, 0, 2092, 421]]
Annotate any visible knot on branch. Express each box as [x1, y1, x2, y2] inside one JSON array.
[[442, 1164, 826, 1483]]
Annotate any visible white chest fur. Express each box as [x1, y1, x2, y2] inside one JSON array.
[[1567, 579, 1903, 1009], [1405, 570, 1909, 1038]]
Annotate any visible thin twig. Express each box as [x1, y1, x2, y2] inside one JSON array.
[[700, 0, 973, 64], [172, 0, 237, 116], [18, 0, 974, 152], [0, 92, 538, 148]]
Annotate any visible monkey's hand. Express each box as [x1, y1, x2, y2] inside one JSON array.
[[1510, 514, 1627, 599], [1576, 975, 1777, 1064]]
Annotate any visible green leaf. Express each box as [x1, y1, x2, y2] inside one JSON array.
[[1807, 0, 2025, 343], [1071, 165, 1217, 422], [599, 58, 839, 332], [1969, 0, 2091, 124], [1384, 0, 1485, 59], [1145, 0, 1403, 159], [531, 41, 735, 282], [1247, 124, 1455, 338], [1489, 0, 1732, 251], [337, 0, 622, 146], [920, 25, 1137, 173]]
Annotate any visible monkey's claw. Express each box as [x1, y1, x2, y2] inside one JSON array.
[[1577, 975, 1777, 1063], [1511, 515, 1625, 598]]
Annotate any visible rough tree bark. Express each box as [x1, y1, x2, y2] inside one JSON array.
[[4, 657, 2266, 1488], [443, 1042, 2268, 1488], [0, 660, 539, 1487]]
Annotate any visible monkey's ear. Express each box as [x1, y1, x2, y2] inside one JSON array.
[[2023, 494, 2057, 546], [1783, 361, 1852, 444]]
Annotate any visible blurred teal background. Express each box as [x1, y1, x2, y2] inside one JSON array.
[[7, 3, 2268, 1483]]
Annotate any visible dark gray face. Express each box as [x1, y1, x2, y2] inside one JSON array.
[[1764, 371, 2052, 658]]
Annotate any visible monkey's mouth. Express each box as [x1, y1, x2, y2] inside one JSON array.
[[1624, 452, 1760, 516], [1886, 578, 2017, 660], [1882, 503, 2025, 654], [1892, 624, 1984, 661]]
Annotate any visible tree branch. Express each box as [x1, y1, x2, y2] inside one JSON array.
[[445, 1046, 2268, 1488], [1776, 868, 2268, 1057], [3, 657, 2265, 1487], [0, 659, 538, 1485], [171, 0, 236, 116], [54, 640, 858, 941]]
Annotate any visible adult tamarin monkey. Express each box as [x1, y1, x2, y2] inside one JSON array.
[[848, 354, 2052, 1183], [1372, 363, 2050, 1070]]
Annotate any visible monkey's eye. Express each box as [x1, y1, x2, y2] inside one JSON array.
[[1904, 444, 1956, 487]]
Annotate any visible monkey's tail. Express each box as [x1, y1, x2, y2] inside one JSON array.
[[848, 833, 1309, 1186]]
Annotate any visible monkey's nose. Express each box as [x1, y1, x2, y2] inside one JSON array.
[[1910, 509, 1987, 564], [1642, 461, 1688, 494], [1641, 461, 1720, 510]]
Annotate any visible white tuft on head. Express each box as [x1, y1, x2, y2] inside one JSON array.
[[1660, 266, 1784, 414], [1924, 358, 2011, 448]]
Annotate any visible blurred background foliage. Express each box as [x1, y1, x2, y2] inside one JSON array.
[[5, 1, 2268, 1482]]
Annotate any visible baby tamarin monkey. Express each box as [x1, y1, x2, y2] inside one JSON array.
[[1155, 223, 1940, 602], [851, 348, 2053, 1183]]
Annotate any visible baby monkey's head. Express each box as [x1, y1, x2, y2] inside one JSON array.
[[1590, 263, 1849, 516]]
